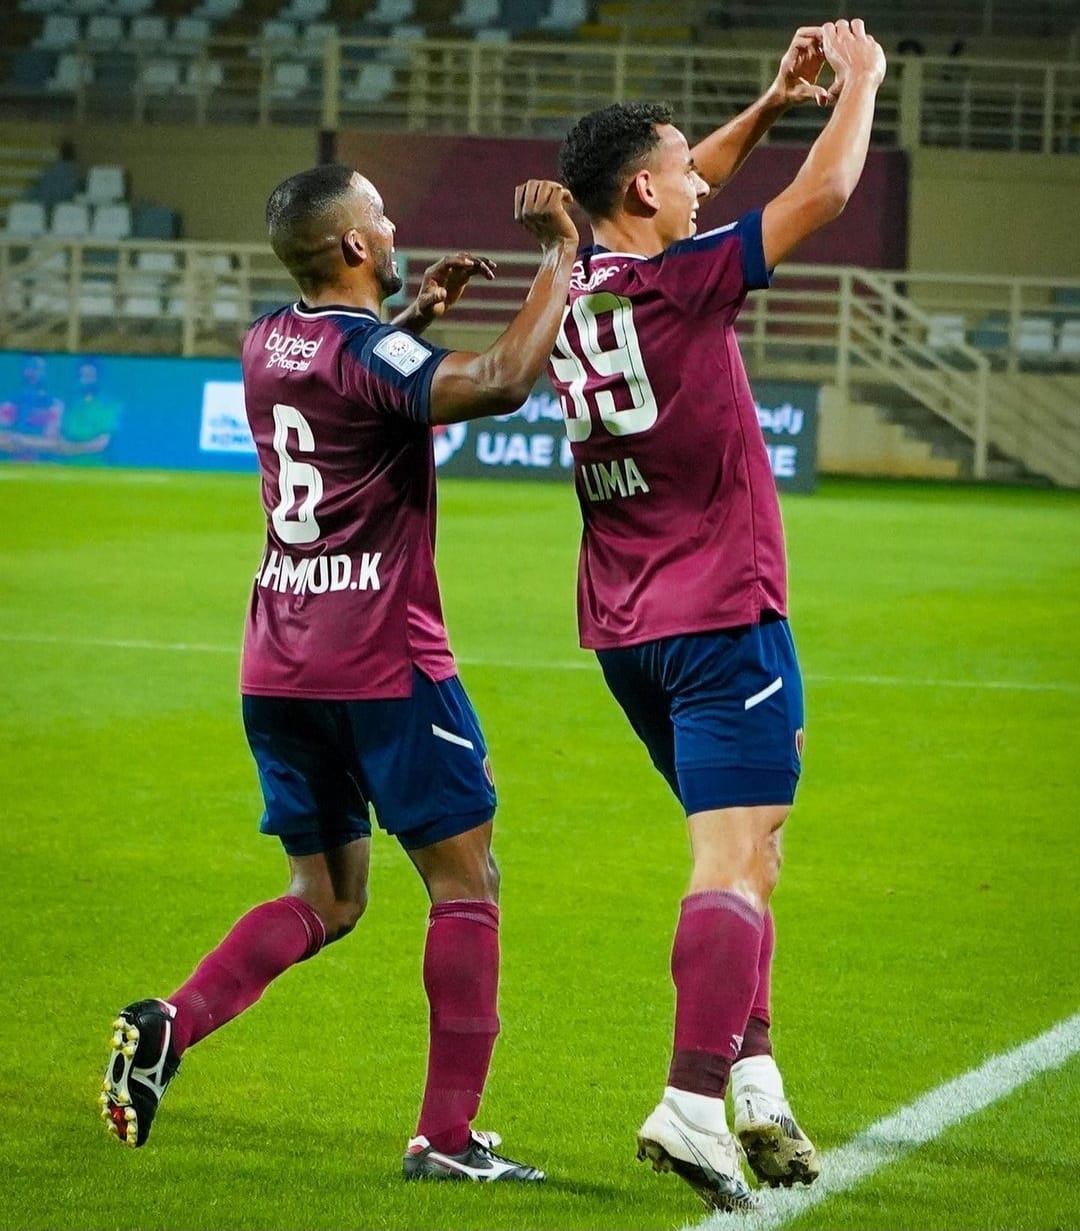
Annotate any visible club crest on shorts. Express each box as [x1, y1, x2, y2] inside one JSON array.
[[795, 727, 805, 760]]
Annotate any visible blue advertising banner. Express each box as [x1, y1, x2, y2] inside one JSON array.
[[436, 378, 820, 493], [0, 350, 818, 491], [0, 350, 255, 473]]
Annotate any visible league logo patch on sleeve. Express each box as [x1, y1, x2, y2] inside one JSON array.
[[373, 332, 431, 376]]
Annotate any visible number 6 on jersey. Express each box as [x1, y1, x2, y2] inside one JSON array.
[[271, 402, 323, 545]]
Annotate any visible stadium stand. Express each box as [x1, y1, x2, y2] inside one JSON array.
[[0, 0, 1076, 481]]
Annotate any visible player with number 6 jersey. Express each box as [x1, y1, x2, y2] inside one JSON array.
[[240, 305, 458, 700], [99, 163, 578, 1185], [551, 20, 886, 1213]]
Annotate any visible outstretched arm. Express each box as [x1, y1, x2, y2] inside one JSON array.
[[761, 19, 886, 269], [428, 181, 577, 426], [692, 26, 830, 193], [391, 252, 498, 335]]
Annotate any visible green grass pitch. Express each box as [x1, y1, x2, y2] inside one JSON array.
[[1, 466, 1078, 1231]]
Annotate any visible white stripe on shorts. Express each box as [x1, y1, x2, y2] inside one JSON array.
[[431, 723, 474, 750], [744, 676, 783, 710]]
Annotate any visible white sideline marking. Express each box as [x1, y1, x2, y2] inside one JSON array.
[[431, 723, 474, 750], [744, 676, 783, 710], [687, 1010, 1080, 1231], [0, 633, 1076, 695]]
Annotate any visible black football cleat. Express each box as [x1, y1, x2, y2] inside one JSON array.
[[402, 1130, 545, 1181], [99, 999, 180, 1148]]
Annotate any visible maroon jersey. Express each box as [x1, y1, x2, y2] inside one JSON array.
[[240, 303, 454, 699], [547, 210, 785, 650]]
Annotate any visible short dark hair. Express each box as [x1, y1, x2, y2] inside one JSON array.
[[265, 163, 355, 241], [558, 102, 674, 219]]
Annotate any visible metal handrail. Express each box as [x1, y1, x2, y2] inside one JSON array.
[[1, 238, 1077, 481], [2, 37, 1078, 152]]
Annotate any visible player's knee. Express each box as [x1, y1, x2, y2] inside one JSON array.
[[320, 889, 368, 944], [482, 851, 500, 902]]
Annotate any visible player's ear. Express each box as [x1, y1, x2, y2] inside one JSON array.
[[630, 168, 658, 213], [341, 227, 367, 268]]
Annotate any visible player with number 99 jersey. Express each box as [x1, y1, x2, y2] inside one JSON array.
[[240, 302, 454, 700], [548, 210, 783, 651]]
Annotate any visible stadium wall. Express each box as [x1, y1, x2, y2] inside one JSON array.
[[331, 130, 909, 268], [908, 149, 1080, 278]]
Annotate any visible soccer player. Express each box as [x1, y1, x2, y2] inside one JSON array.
[[99, 164, 578, 1183], [549, 19, 886, 1211]]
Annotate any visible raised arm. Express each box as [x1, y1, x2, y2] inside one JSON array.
[[391, 251, 498, 336], [691, 26, 830, 193], [428, 180, 578, 426], [760, 18, 886, 270]]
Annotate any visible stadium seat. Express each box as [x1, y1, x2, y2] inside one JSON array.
[[4, 200, 48, 238], [475, 26, 511, 42], [44, 53, 93, 92], [29, 285, 70, 314], [453, 0, 501, 29], [183, 59, 225, 92], [344, 61, 395, 102], [926, 313, 966, 348], [537, 0, 587, 33], [85, 164, 126, 204], [85, 14, 124, 44], [7, 48, 57, 89], [281, 0, 329, 20], [113, 0, 153, 13], [299, 21, 338, 56], [189, 0, 240, 18], [69, 0, 107, 15], [269, 61, 311, 99], [138, 60, 182, 93], [130, 14, 168, 44], [91, 203, 132, 239], [34, 15, 81, 50], [78, 279, 115, 316], [376, 24, 424, 64], [50, 200, 91, 238], [969, 312, 1009, 352], [212, 284, 243, 321], [1057, 319, 1080, 357], [121, 288, 164, 318], [1016, 316, 1054, 355], [172, 16, 212, 48], [364, 0, 416, 27], [260, 19, 299, 42], [131, 203, 179, 239]]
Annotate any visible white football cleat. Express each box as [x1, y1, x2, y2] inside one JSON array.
[[636, 1096, 757, 1212]]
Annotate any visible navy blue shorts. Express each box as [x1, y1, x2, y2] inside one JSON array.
[[596, 618, 804, 814], [242, 670, 496, 856]]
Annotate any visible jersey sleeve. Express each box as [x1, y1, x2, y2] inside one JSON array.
[[660, 209, 769, 322], [341, 325, 451, 424]]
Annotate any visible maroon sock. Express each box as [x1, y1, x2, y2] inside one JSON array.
[[415, 899, 500, 1156], [737, 908, 775, 1060], [667, 889, 764, 1097], [168, 895, 326, 1056]]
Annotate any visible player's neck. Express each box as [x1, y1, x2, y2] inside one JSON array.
[[590, 216, 666, 259], [301, 278, 381, 314]]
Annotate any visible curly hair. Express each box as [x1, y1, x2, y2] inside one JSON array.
[[558, 102, 674, 220]]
